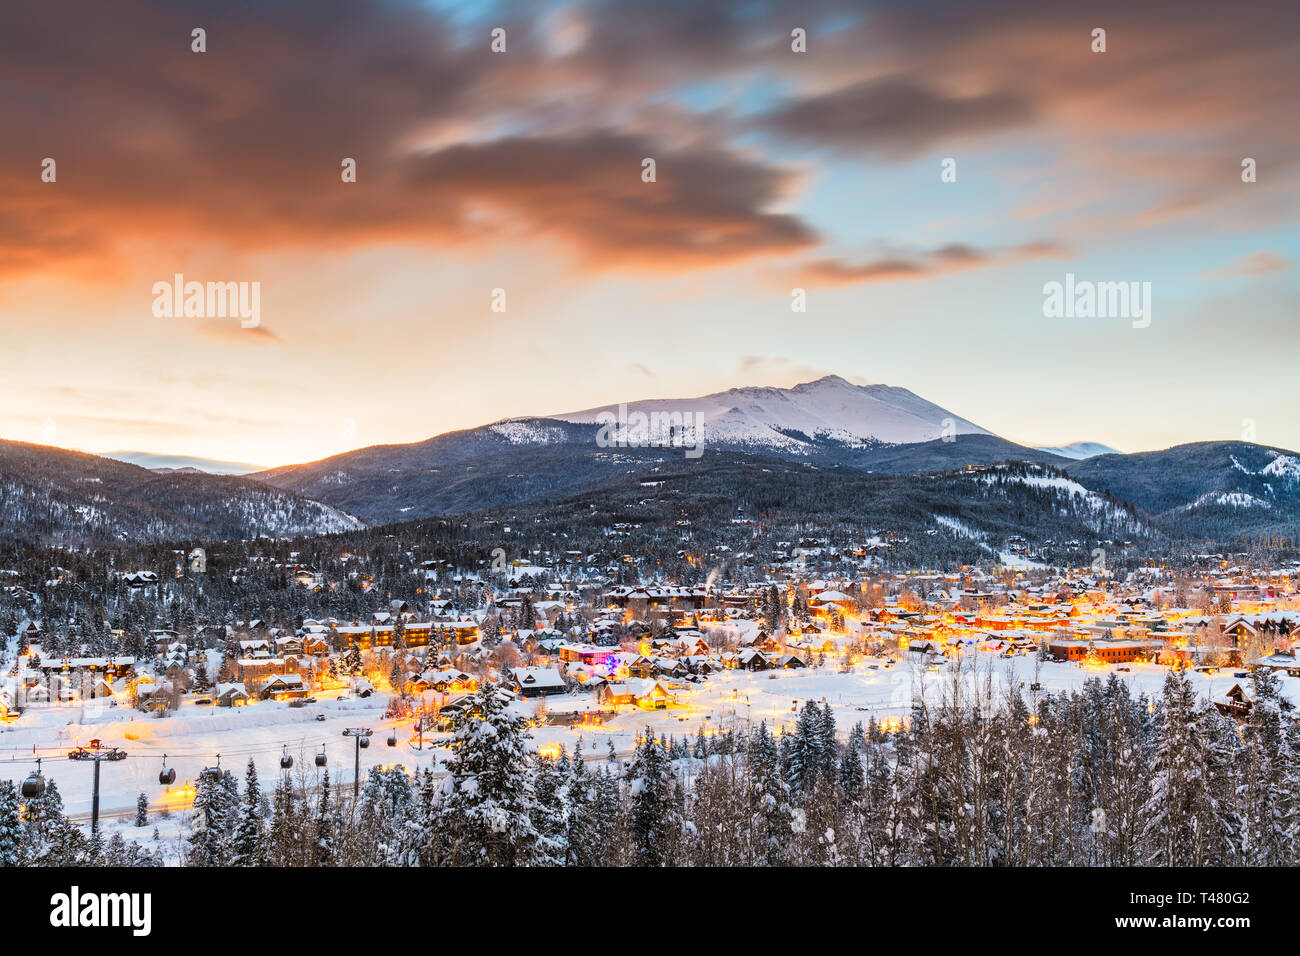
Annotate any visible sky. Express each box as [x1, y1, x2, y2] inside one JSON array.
[[1, 0, 1297, 468]]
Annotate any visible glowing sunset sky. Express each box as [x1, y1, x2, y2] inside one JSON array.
[[1, 0, 1297, 468]]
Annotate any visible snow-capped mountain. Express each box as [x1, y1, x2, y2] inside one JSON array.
[[552, 375, 992, 452], [1033, 441, 1120, 460], [21, 375, 1295, 545]]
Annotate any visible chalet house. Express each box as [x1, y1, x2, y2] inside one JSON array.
[[34, 655, 135, 686], [275, 636, 304, 656], [1214, 683, 1254, 720], [603, 585, 708, 615], [416, 669, 478, 694], [260, 673, 308, 701], [405, 674, 431, 695], [1222, 618, 1259, 646], [654, 657, 688, 678], [558, 643, 619, 667], [301, 634, 332, 656], [136, 679, 171, 712], [673, 636, 711, 657], [216, 682, 250, 707], [151, 629, 180, 653], [721, 591, 759, 611], [239, 638, 272, 657], [598, 677, 675, 708], [738, 629, 766, 648], [511, 667, 567, 698], [738, 648, 772, 671], [535, 637, 567, 656], [1253, 652, 1300, 677], [682, 655, 723, 675], [237, 657, 293, 681], [649, 635, 678, 653], [630, 677, 675, 708], [626, 655, 658, 678], [775, 653, 808, 669], [811, 590, 856, 616]]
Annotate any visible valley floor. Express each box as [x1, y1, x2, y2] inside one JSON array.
[[2, 654, 1292, 829]]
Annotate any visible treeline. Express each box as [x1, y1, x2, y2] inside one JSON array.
[[47, 666, 1293, 869]]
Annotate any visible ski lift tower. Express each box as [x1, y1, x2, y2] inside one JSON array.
[[68, 739, 127, 837], [341, 728, 372, 799]]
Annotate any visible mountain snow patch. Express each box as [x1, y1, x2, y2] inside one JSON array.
[[489, 419, 570, 445]]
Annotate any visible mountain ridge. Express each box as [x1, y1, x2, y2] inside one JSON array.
[[5, 377, 1300, 548]]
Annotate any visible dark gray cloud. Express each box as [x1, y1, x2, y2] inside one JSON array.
[[764, 76, 1033, 158]]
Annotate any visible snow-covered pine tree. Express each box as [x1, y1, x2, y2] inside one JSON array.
[[313, 769, 335, 866], [135, 792, 149, 827], [747, 721, 792, 866], [817, 702, 839, 779], [231, 758, 266, 866], [838, 738, 864, 807], [343, 643, 363, 677], [786, 701, 824, 795], [188, 766, 239, 866], [1197, 705, 1242, 866], [564, 739, 598, 867], [1142, 671, 1211, 865], [533, 748, 569, 865], [0, 780, 21, 866], [583, 764, 621, 866], [1236, 667, 1293, 865], [628, 726, 675, 866], [438, 684, 544, 866], [266, 775, 302, 866]]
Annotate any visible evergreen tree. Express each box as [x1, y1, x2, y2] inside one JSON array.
[[0, 781, 21, 866], [313, 770, 335, 866], [1236, 667, 1295, 865], [533, 749, 569, 865], [343, 643, 363, 677], [564, 740, 597, 866], [748, 722, 793, 865], [266, 776, 302, 866], [188, 766, 239, 866], [1142, 672, 1216, 865], [628, 727, 675, 866], [135, 792, 149, 828], [438, 685, 544, 866], [231, 758, 266, 866]]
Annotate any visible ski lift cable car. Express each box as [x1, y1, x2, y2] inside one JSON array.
[[22, 757, 45, 800], [315, 746, 327, 767], [159, 754, 176, 786], [280, 744, 293, 770]]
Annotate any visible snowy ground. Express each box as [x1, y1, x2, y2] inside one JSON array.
[[529, 654, 1298, 761], [4, 655, 1291, 823]]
